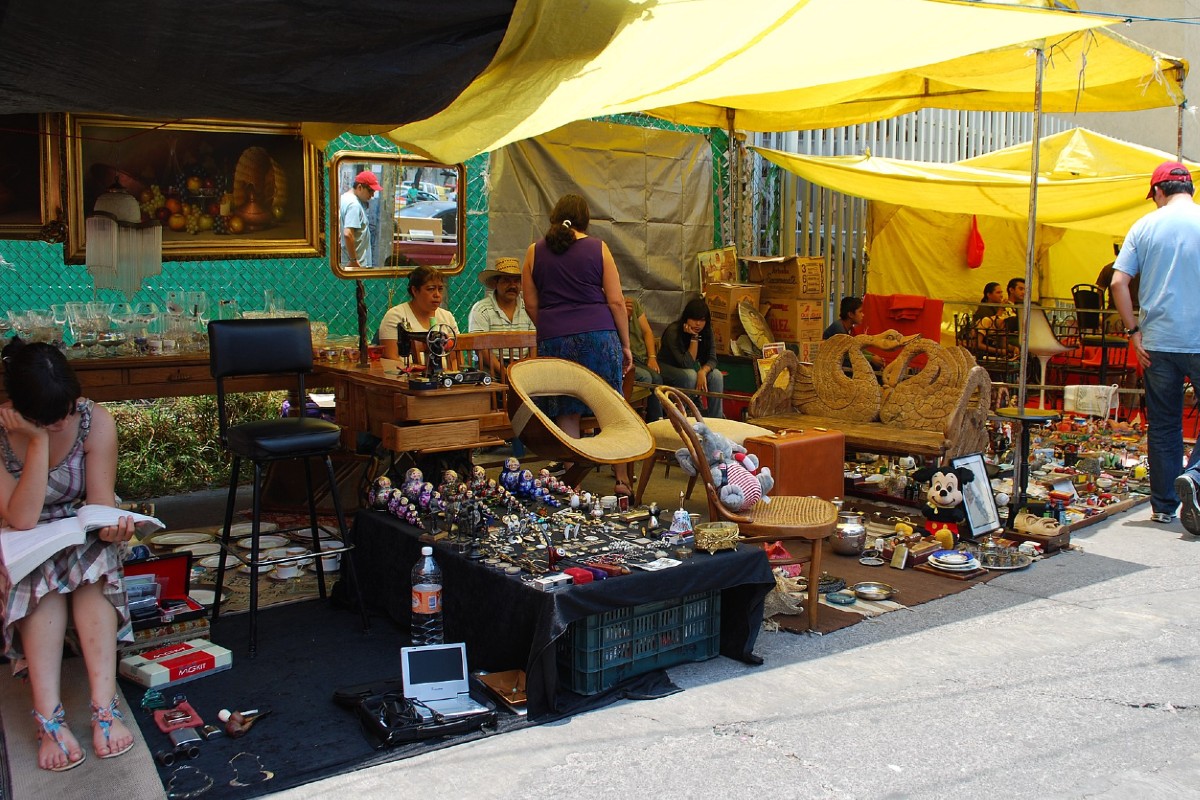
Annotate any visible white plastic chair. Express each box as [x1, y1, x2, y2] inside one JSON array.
[[1021, 307, 1073, 410]]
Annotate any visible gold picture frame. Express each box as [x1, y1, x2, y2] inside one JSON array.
[[0, 113, 63, 240], [64, 114, 323, 263], [327, 150, 465, 279]]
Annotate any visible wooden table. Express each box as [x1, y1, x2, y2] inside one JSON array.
[[0, 352, 292, 404], [315, 361, 510, 455]]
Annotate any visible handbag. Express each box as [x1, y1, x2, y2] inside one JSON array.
[[1063, 383, 1120, 419]]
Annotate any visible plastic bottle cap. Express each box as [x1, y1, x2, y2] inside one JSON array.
[[421, 546, 433, 556]]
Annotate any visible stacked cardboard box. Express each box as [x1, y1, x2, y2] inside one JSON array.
[[703, 283, 762, 355], [743, 255, 826, 349]]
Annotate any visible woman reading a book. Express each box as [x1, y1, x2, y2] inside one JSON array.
[[0, 339, 136, 771]]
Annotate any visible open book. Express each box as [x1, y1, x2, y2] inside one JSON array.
[[1, 504, 164, 584]]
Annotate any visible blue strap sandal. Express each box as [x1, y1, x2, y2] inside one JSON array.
[[32, 704, 86, 772], [91, 695, 134, 759]]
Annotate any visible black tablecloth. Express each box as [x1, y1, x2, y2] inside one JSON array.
[[347, 509, 775, 718]]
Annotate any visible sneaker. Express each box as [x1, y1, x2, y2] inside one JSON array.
[[1175, 473, 1200, 535], [1151, 511, 1175, 524]]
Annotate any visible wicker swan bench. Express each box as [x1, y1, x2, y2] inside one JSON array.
[[747, 332, 993, 462]]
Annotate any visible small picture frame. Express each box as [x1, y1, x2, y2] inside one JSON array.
[[949, 451, 1002, 538], [697, 245, 737, 287], [761, 342, 787, 359]]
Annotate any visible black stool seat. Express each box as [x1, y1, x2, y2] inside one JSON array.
[[227, 418, 343, 460], [207, 316, 370, 657]]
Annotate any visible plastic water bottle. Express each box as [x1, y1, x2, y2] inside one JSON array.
[[410, 546, 444, 646]]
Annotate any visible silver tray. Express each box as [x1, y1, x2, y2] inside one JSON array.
[[852, 581, 897, 601]]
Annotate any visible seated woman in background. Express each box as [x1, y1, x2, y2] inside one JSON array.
[[378, 265, 461, 369], [659, 298, 725, 418], [0, 339, 137, 772], [973, 282, 1003, 323]]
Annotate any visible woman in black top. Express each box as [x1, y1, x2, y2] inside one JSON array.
[[658, 298, 724, 418]]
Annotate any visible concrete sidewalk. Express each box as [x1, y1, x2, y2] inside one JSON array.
[[276, 505, 1200, 800]]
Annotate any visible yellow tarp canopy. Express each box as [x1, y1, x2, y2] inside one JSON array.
[[753, 128, 1200, 302], [304, 0, 1126, 164], [649, 1, 1185, 131]]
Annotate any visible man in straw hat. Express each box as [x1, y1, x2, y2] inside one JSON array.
[[469, 256, 534, 373], [469, 257, 534, 334], [1112, 161, 1200, 533]]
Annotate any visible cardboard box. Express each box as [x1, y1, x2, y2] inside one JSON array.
[[743, 255, 825, 299], [762, 297, 823, 343], [703, 283, 762, 354], [119, 638, 232, 688]]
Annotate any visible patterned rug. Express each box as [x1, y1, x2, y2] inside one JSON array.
[[139, 513, 345, 617]]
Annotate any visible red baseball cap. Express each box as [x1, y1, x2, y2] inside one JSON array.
[[355, 170, 382, 192], [1147, 161, 1192, 198]]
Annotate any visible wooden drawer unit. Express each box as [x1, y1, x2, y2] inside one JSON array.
[[382, 419, 481, 452], [394, 391, 492, 421]]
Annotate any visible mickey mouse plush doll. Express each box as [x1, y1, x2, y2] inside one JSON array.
[[912, 465, 976, 541]]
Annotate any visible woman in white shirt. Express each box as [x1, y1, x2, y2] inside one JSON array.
[[379, 266, 460, 367]]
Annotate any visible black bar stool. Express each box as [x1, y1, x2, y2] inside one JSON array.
[[208, 317, 370, 656]]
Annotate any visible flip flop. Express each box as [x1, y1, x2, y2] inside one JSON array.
[[91, 695, 135, 759], [33, 705, 86, 772]]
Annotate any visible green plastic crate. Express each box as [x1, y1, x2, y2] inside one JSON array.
[[558, 591, 721, 695]]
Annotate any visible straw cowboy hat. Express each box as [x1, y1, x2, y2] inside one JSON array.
[[478, 257, 521, 288]]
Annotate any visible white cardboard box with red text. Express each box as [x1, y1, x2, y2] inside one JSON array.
[[763, 298, 823, 343], [743, 255, 825, 299], [118, 638, 232, 689]]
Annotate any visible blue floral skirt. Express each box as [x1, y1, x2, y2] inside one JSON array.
[[536, 330, 622, 418]]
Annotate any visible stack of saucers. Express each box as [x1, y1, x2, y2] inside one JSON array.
[[926, 549, 982, 573]]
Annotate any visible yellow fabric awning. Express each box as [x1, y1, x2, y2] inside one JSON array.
[[649, 8, 1186, 131], [304, 0, 1124, 164], [752, 128, 1200, 237]]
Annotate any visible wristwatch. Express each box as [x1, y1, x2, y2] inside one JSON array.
[[1125, 324, 1140, 336]]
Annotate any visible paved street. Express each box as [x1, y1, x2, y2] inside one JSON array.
[[279, 507, 1200, 800]]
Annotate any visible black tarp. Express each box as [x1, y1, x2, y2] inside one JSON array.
[[0, 0, 513, 125]]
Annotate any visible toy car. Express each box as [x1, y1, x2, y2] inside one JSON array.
[[438, 369, 492, 389]]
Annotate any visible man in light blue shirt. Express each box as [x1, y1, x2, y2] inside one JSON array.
[[1112, 161, 1200, 533], [339, 170, 380, 268]]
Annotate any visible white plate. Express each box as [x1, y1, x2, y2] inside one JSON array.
[[238, 563, 274, 575], [229, 521, 278, 537], [235, 535, 287, 550], [188, 588, 230, 607], [173, 542, 222, 557], [198, 555, 238, 570], [928, 558, 982, 572], [148, 531, 213, 547], [268, 567, 306, 582]]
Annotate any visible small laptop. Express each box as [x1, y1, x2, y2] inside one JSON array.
[[400, 642, 490, 722]]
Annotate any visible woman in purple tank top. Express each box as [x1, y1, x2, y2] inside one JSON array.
[[521, 193, 636, 496]]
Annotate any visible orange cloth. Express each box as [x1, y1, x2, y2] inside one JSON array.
[[887, 294, 926, 321]]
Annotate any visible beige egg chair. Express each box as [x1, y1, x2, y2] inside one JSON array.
[[506, 358, 655, 487]]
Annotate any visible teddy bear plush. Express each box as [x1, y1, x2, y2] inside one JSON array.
[[674, 422, 773, 513], [912, 465, 975, 540]]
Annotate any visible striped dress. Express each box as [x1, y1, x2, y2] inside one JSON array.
[[0, 399, 131, 664]]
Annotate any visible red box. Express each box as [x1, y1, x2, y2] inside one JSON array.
[[123, 552, 206, 631], [743, 429, 845, 500]]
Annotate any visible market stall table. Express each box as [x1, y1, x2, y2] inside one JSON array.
[[347, 509, 776, 718]]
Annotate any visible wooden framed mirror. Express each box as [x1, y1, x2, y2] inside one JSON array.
[[328, 150, 465, 279]]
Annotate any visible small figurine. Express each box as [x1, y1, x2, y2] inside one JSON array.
[[518, 469, 535, 498], [500, 457, 522, 492]]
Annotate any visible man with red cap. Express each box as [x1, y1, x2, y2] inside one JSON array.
[[339, 169, 381, 268], [1112, 161, 1200, 533]]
